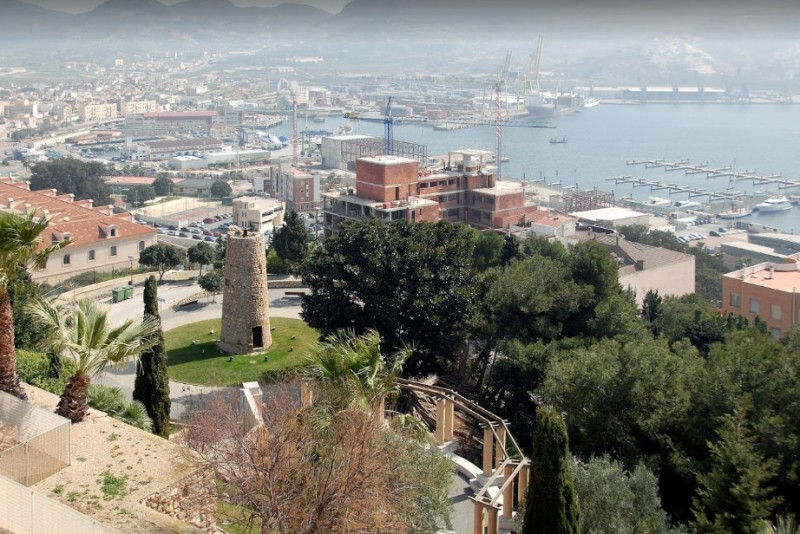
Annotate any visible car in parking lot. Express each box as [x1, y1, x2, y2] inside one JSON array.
[[203, 229, 214, 236], [678, 236, 689, 244], [203, 217, 215, 224], [157, 228, 167, 234], [192, 234, 202, 240], [179, 232, 189, 238], [191, 228, 202, 234], [717, 227, 727, 233], [204, 236, 216, 242], [709, 230, 721, 237]]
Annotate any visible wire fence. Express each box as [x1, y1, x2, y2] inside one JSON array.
[[0, 474, 118, 534], [0, 391, 70, 486]]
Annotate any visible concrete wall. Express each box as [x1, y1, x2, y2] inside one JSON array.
[[620, 256, 696, 306]]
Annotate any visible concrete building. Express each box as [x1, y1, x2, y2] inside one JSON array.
[[79, 103, 119, 122], [145, 138, 224, 158], [123, 111, 219, 134], [172, 178, 227, 197], [320, 134, 372, 170], [274, 166, 320, 213], [722, 255, 800, 339], [322, 150, 541, 236], [232, 196, 285, 234], [569, 206, 650, 228], [219, 230, 272, 354], [0, 177, 157, 283], [102, 176, 156, 196], [119, 100, 158, 116]]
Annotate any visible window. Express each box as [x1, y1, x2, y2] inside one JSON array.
[[88, 250, 96, 261], [110, 228, 117, 237], [110, 246, 117, 257], [63, 254, 71, 266], [729, 292, 741, 308], [139, 241, 145, 252], [770, 327, 782, 339], [771, 304, 782, 320], [749, 298, 760, 315]]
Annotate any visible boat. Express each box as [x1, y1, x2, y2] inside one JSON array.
[[549, 136, 568, 144], [754, 196, 792, 212], [526, 91, 586, 118], [718, 205, 753, 219]]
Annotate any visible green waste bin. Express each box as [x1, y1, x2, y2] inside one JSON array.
[[124, 286, 134, 300], [111, 287, 126, 303]]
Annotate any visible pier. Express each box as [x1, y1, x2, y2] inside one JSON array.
[[626, 159, 800, 190], [606, 176, 750, 203]]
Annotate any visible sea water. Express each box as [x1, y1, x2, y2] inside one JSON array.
[[314, 104, 800, 234]]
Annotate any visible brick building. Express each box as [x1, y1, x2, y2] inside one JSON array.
[[274, 166, 320, 213], [721, 255, 800, 339], [322, 150, 541, 236]]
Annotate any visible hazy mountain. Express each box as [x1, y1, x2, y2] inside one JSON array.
[[0, 0, 798, 85]]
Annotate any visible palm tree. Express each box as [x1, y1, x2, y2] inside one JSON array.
[[0, 211, 71, 399], [307, 329, 410, 417], [28, 298, 158, 423]]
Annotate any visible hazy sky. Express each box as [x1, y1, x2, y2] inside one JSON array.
[[24, 0, 352, 15]]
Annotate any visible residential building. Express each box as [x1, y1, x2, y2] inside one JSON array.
[[580, 231, 696, 306], [274, 166, 320, 213], [232, 196, 285, 234], [0, 177, 157, 283], [321, 150, 541, 237], [119, 100, 158, 116], [78, 102, 119, 122], [722, 255, 800, 339]]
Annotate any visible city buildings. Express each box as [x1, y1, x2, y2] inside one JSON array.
[[78, 102, 119, 122], [232, 196, 285, 234], [322, 150, 541, 236], [0, 177, 157, 283], [273, 165, 320, 213], [722, 255, 800, 339]]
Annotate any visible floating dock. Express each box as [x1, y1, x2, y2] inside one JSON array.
[[626, 159, 800, 190]]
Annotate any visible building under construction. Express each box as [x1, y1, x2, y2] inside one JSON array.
[[321, 134, 428, 171], [551, 188, 615, 214]]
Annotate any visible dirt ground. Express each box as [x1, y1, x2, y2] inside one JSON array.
[[25, 384, 207, 533]]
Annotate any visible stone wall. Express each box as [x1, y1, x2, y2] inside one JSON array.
[[144, 469, 217, 532]]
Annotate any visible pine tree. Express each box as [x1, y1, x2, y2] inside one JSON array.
[[133, 276, 171, 438], [691, 406, 779, 533], [523, 406, 580, 534]]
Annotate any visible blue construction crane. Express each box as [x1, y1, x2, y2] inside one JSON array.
[[384, 96, 393, 155]]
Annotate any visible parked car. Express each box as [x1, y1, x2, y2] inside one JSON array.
[[191, 229, 202, 234], [192, 234, 202, 240], [717, 227, 727, 233], [204, 236, 216, 242], [213, 215, 222, 222], [203, 217, 215, 224], [709, 230, 721, 237], [202, 229, 214, 236], [179, 232, 190, 238]]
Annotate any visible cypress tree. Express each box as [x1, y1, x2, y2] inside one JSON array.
[[133, 276, 171, 438], [523, 406, 580, 534]]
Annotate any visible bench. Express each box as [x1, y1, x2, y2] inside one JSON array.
[[177, 299, 199, 308], [285, 291, 305, 297]]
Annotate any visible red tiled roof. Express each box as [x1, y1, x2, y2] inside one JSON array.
[[0, 177, 155, 248]]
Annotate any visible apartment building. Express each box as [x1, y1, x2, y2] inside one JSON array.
[[79, 102, 119, 122], [274, 166, 320, 213], [0, 177, 157, 283], [321, 150, 540, 236], [722, 255, 800, 339], [119, 100, 158, 116], [232, 196, 285, 234]]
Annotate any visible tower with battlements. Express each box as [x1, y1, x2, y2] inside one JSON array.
[[218, 230, 272, 354]]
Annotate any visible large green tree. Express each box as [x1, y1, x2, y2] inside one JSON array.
[[0, 212, 70, 399], [271, 210, 311, 273], [523, 406, 580, 534], [152, 175, 173, 196], [29, 158, 112, 205], [127, 185, 156, 206], [301, 219, 478, 375], [28, 298, 158, 422], [210, 180, 232, 198], [139, 244, 187, 282], [198, 269, 224, 302], [187, 241, 215, 276], [132, 276, 171, 438]]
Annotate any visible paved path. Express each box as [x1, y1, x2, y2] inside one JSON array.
[[82, 273, 477, 531]]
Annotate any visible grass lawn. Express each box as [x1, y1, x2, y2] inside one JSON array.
[[165, 317, 318, 386]]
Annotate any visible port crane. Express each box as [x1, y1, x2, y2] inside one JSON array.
[[384, 96, 393, 155]]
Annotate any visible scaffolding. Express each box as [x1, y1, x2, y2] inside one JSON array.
[[340, 138, 427, 170], [555, 189, 615, 213]]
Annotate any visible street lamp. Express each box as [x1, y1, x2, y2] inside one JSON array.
[[128, 255, 134, 286]]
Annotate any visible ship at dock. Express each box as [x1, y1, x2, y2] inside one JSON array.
[[522, 34, 595, 119]]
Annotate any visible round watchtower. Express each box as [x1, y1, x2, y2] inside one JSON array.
[[218, 230, 272, 354]]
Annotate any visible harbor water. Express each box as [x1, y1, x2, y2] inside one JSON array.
[[314, 104, 800, 234]]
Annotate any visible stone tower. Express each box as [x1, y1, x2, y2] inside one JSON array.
[[218, 230, 272, 354]]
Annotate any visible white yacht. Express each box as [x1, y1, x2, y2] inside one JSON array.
[[755, 196, 793, 212]]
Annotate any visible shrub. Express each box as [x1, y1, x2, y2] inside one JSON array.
[[17, 350, 77, 395]]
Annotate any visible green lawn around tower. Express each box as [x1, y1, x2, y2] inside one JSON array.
[[165, 318, 318, 386]]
